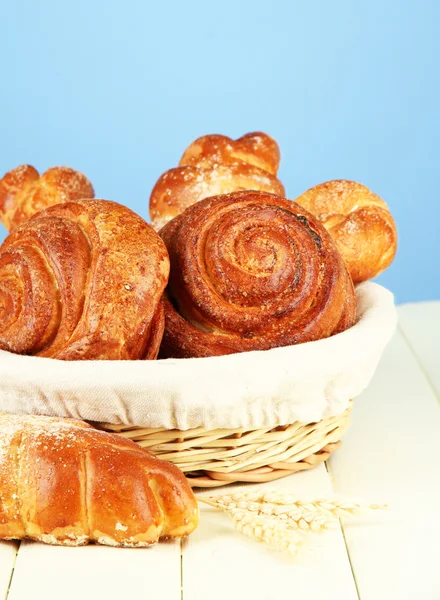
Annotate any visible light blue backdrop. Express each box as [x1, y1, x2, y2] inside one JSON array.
[[1, 0, 439, 303]]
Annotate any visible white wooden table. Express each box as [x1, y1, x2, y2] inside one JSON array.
[[1, 302, 439, 600]]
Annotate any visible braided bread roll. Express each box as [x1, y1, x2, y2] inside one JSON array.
[[0, 412, 198, 547], [294, 180, 398, 283], [149, 132, 285, 230], [0, 165, 95, 231], [159, 191, 356, 358], [0, 199, 169, 360]]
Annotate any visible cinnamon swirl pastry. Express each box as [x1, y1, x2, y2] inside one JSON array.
[[294, 180, 397, 282], [0, 199, 169, 360], [159, 191, 356, 358], [0, 165, 95, 231], [149, 132, 285, 230]]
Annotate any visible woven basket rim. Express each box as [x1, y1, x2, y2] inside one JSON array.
[[95, 402, 353, 487]]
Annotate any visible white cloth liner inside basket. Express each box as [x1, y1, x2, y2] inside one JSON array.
[[0, 282, 397, 430]]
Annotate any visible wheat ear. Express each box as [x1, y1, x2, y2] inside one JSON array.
[[199, 491, 387, 546], [201, 492, 386, 519], [229, 509, 305, 555]]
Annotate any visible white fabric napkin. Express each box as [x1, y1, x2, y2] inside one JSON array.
[[0, 282, 397, 430]]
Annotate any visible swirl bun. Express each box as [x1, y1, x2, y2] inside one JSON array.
[[159, 191, 356, 358], [149, 132, 284, 230], [0, 199, 169, 360], [294, 180, 397, 283]]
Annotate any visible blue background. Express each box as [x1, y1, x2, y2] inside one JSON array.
[[1, 0, 439, 304]]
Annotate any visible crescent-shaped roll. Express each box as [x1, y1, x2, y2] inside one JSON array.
[[0, 165, 95, 231], [159, 191, 356, 359], [149, 132, 285, 230], [0, 199, 169, 360], [0, 412, 199, 547], [294, 180, 398, 283]]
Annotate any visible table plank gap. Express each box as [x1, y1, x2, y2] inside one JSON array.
[[0, 541, 20, 600], [183, 465, 359, 600], [7, 539, 181, 600], [397, 301, 440, 404], [180, 538, 184, 600], [325, 463, 361, 600], [328, 328, 440, 600], [398, 323, 440, 405]]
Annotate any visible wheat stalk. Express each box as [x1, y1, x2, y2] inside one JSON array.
[[201, 492, 386, 519], [199, 490, 387, 552], [201, 496, 337, 532]]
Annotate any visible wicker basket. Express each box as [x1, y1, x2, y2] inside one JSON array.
[[0, 285, 396, 489], [95, 401, 352, 488]]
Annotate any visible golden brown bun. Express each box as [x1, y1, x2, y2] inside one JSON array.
[[0, 412, 199, 547], [179, 131, 281, 174], [0, 165, 95, 231], [149, 132, 285, 230], [0, 199, 169, 360], [294, 180, 397, 283], [159, 190, 356, 359]]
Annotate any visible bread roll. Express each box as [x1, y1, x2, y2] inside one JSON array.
[[294, 180, 397, 282], [0, 199, 169, 359], [159, 190, 356, 358], [0, 165, 94, 231], [0, 412, 198, 546], [149, 132, 285, 230]]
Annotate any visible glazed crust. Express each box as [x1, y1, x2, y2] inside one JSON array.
[[149, 132, 285, 230], [0, 412, 199, 547], [159, 190, 356, 358], [294, 180, 398, 283], [0, 199, 170, 360], [0, 165, 95, 231]]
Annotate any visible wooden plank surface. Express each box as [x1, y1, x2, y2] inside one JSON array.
[[7, 539, 181, 600], [0, 542, 18, 600], [328, 328, 440, 600], [397, 301, 440, 402], [186, 465, 359, 600]]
